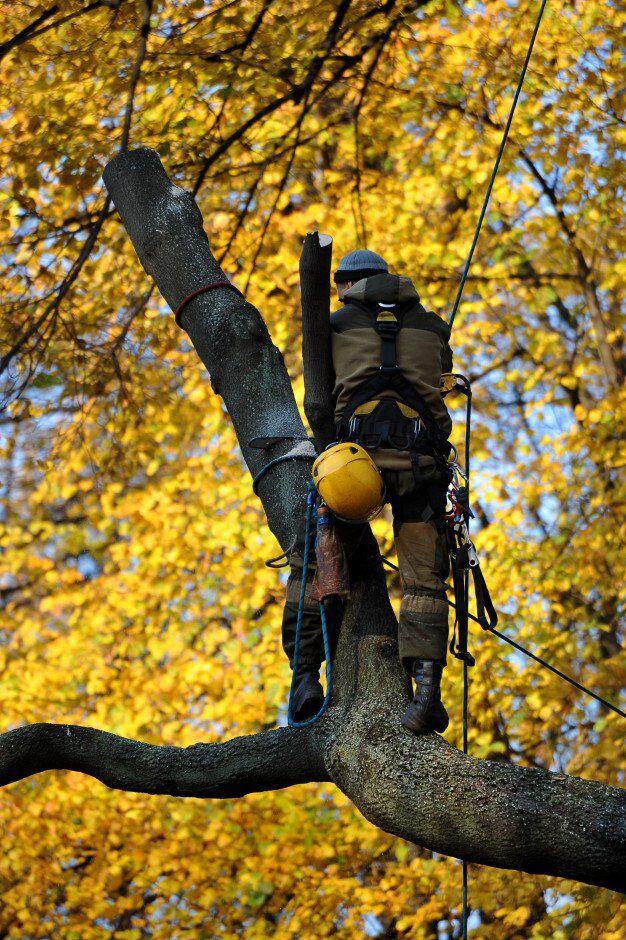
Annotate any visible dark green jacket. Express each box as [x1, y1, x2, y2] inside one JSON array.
[[330, 274, 453, 446]]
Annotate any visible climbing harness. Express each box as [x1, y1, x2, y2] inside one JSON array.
[[287, 483, 333, 727], [336, 303, 452, 480]]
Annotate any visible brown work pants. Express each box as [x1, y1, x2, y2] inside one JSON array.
[[281, 469, 450, 673]]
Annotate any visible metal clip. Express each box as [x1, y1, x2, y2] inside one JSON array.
[[467, 542, 479, 568]]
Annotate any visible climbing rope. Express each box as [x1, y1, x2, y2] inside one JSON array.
[[287, 483, 333, 728], [379, 558, 625, 712], [252, 439, 317, 496], [444, 3, 549, 928], [448, 0, 549, 331]]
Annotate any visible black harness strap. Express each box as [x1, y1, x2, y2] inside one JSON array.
[[377, 309, 399, 370], [449, 542, 476, 667], [471, 563, 498, 630]]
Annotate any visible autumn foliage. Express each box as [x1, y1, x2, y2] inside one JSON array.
[[1, 0, 624, 936]]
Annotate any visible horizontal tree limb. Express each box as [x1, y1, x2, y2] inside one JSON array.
[[327, 691, 626, 893], [0, 722, 326, 798]]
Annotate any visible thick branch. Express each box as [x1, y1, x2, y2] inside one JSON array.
[[300, 232, 336, 450], [3, 572, 625, 892], [103, 147, 310, 550], [328, 691, 626, 892], [325, 571, 626, 894], [0, 723, 326, 798]]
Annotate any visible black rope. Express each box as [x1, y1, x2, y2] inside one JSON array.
[[485, 623, 626, 720], [379, 558, 625, 721], [443, 4, 548, 923], [252, 451, 314, 495], [447, 594, 625, 720], [461, 655, 469, 940], [448, 0, 549, 330]]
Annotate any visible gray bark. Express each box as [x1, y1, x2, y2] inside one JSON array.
[[2, 148, 624, 895], [0, 723, 324, 797], [102, 147, 310, 550]]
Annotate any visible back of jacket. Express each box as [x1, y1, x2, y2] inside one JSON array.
[[330, 273, 453, 469]]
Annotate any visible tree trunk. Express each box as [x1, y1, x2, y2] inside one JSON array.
[[2, 148, 624, 895]]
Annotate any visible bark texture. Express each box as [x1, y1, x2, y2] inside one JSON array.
[[2, 148, 624, 895], [0, 723, 325, 797], [103, 147, 310, 551], [300, 232, 336, 450]]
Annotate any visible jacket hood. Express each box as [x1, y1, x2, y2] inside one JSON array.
[[343, 273, 419, 305]]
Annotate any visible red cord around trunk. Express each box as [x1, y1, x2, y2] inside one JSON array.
[[174, 281, 243, 327]]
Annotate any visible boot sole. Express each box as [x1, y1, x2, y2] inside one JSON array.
[[294, 695, 325, 723], [401, 711, 449, 736]]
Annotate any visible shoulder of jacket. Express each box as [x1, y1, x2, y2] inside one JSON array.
[[402, 302, 451, 340], [330, 301, 372, 332]]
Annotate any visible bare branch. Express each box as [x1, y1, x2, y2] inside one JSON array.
[[0, 722, 326, 797], [0, 200, 110, 388], [520, 152, 624, 389], [119, 0, 153, 152], [0, 1, 121, 63]]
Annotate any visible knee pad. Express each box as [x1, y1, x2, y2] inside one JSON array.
[[401, 589, 449, 627]]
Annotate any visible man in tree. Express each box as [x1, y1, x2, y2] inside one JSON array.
[[283, 250, 455, 733]]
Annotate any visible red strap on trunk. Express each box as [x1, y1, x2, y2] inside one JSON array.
[[174, 281, 243, 327]]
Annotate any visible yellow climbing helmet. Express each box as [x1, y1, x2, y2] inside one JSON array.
[[312, 442, 385, 522]]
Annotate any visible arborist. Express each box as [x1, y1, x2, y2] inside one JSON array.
[[282, 249, 454, 734]]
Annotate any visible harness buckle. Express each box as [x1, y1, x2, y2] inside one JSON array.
[[376, 309, 398, 325]]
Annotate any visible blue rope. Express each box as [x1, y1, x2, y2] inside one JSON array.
[[287, 483, 332, 728]]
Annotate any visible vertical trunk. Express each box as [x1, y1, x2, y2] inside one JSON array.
[[300, 232, 336, 450], [103, 147, 310, 550]]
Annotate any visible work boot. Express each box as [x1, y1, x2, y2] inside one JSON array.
[[401, 659, 449, 735], [291, 669, 324, 722]]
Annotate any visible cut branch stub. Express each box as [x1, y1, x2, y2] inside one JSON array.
[[103, 147, 310, 549], [300, 231, 336, 450]]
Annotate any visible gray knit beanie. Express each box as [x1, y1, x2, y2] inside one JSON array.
[[334, 249, 388, 284]]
